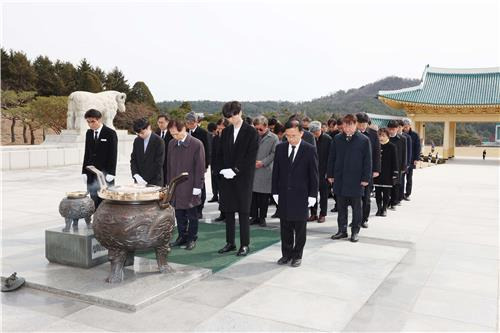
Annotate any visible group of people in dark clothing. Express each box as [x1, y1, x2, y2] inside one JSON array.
[[81, 103, 421, 268]]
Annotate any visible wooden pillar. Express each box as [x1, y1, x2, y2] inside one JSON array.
[[449, 122, 456, 158], [443, 121, 450, 159]]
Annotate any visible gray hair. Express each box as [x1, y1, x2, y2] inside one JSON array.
[[402, 118, 412, 126], [309, 120, 322, 133], [185, 111, 198, 122], [253, 115, 268, 127]]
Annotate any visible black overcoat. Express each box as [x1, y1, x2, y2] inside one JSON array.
[[374, 141, 398, 187], [316, 133, 332, 178], [191, 126, 210, 169], [327, 131, 372, 197], [130, 133, 165, 186], [272, 140, 319, 221], [217, 122, 259, 213], [82, 125, 118, 183]]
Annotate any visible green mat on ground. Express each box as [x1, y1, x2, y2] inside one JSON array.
[[136, 222, 280, 273]]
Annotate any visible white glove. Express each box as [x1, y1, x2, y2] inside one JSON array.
[[82, 174, 87, 184], [192, 188, 201, 195], [220, 168, 236, 179], [273, 194, 279, 203], [133, 174, 147, 185], [308, 197, 316, 207], [105, 174, 115, 182]]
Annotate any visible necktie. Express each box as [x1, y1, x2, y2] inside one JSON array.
[[289, 145, 296, 164], [162, 131, 165, 139], [94, 130, 98, 142]]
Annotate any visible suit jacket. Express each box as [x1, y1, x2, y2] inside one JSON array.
[[316, 133, 332, 178], [361, 127, 381, 175], [211, 134, 222, 173], [272, 140, 319, 221], [407, 129, 421, 167], [82, 125, 118, 183], [190, 126, 210, 169], [217, 122, 259, 213], [155, 129, 173, 186], [130, 133, 165, 186], [253, 130, 279, 194], [327, 131, 372, 197], [166, 135, 205, 209]]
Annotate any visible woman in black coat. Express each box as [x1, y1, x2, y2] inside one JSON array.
[[374, 128, 399, 216]]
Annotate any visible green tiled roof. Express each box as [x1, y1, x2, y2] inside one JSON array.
[[378, 66, 500, 106]]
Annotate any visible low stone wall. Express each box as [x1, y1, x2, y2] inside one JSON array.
[[1, 129, 136, 170]]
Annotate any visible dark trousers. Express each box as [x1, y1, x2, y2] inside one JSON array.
[[405, 167, 414, 197], [337, 196, 362, 234], [361, 183, 372, 222], [250, 192, 269, 220], [175, 207, 199, 242], [225, 212, 250, 246], [280, 219, 307, 259], [399, 172, 406, 202], [197, 181, 206, 214], [310, 177, 328, 216], [390, 183, 399, 206], [211, 170, 219, 198], [375, 187, 391, 211]]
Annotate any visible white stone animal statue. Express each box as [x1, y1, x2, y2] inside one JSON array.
[[67, 91, 126, 132]]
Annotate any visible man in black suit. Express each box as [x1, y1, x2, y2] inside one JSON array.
[[272, 120, 318, 267], [217, 101, 259, 256], [186, 111, 210, 219], [308, 121, 331, 223], [130, 118, 165, 186], [402, 119, 421, 200], [356, 113, 381, 228], [155, 114, 173, 186], [328, 114, 372, 243], [82, 109, 118, 208], [387, 120, 407, 209]]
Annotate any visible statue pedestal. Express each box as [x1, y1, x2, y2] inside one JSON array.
[[1, 130, 135, 170], [45, 226, 108, 268]]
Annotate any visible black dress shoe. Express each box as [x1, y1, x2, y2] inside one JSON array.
[[218, 243, 236, 254], [291, 259, 302, 267], [330, 207, 338, 213], [277, 257, 291, 265], [381, 210, 387, 217], [250, 218, 260, 225], [271, 212, 279, 218], [361, 221, 368, 228], [403, 195, 411, 201], [214, 215, 225, 222], [259, 219, 267, 227], [350, 233, 359, 242], [375, 209, 382, 216], [331, 232, 348, 240], [208, 197, 218, 203], [170, 237, 187, 247], [236, 246, 249, 256], [184, 241, 196, 250]]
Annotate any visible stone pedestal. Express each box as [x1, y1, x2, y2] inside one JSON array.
[[45, 226, 108, 268]]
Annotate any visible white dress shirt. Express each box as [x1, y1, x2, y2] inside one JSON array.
[[233, 124, 242, 143]]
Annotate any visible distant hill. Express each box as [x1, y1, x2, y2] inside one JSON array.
[[157, 76, 421, 119]]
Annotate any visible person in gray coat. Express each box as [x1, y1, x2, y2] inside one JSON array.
[[250, 116, 279, 227], [167, 119, 206, 251]]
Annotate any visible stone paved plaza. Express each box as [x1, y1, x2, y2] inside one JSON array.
[[1, 157, 498, 331]]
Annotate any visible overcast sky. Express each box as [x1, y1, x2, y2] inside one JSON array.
[[2, 0, 498, 102]]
